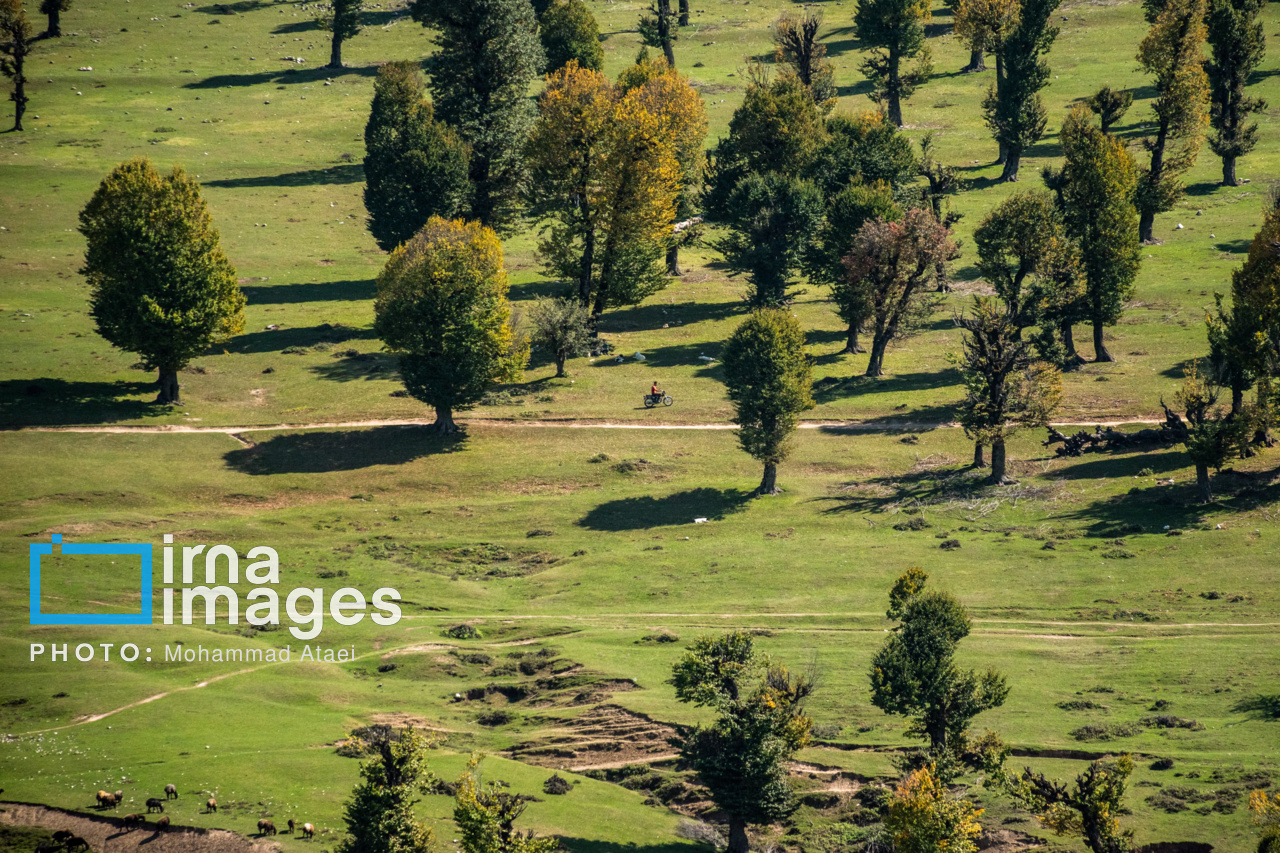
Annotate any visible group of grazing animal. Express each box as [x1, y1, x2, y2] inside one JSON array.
[[85, 782, 313, 843], [37, 830, 90, 853]]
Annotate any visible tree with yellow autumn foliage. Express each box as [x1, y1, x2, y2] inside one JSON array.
[[884, 765, 984, 853], [374, 217, 526, 433], [526, 61, 684, 326]]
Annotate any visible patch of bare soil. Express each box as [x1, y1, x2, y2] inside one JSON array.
[[977, 828, 1050, 852], [0, 803, 277, 853], [508, 704, 679, 772]]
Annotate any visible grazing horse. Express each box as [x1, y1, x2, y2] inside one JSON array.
[[95, 791, 114, 808], [64, 838, 89, 852], [155, 816, 170, 831], [114, 790, 123, 802], [122, 814, 145, 830], [145, 798, 165, 813], [53, 831, 74, 843], [287, 819, 295, 834], [164, 784, 177, 799], [257, 820, 276, 836], [206, 798, 218, 813], [302, 823, 315, 840]]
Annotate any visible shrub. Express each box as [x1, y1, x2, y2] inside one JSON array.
[[542, 774, 573, 795], [1151, 757, 1175, 770], [476, 710, 514, 727], [444, 623, 482, 640]]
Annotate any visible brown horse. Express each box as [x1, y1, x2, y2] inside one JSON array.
[[257, 820, 276, 836], [302, 823, 315, 840], [155, 816, 170, 831], [206, 798, 218, 813]]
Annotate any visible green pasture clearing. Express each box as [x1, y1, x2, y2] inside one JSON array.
[[2, 425, 1279, 849], [0, 0, 1278, 427]]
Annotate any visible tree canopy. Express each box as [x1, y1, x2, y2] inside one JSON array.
[[80, 158, 245, 405], [374, 217, 526, 432]]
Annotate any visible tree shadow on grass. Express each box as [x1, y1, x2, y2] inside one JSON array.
[[811, 367, 962, 405], [1231, 694, 1280, 721], [224, 426, 465, 474], [230, 322, 376, 355], [590, 340, 723, 377], [559, 839, 702, 853], [814, 460, 990, 514], [271, 12, 406, 34], [310, 351, 398, 382], [578, 487, 752, 531], [185, 64, 378, 90], [204, 163, 364, 189], [0, 377, 165, 428], [242, 279, 376, 305], [599, 298, 743, 334]]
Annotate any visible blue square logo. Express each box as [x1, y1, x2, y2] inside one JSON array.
[[30, 535, 153, 625]]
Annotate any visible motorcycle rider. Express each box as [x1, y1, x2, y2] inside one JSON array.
[[650, 381, 663, 401]]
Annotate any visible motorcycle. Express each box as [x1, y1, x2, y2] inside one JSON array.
[[643, 393, 674, 408]]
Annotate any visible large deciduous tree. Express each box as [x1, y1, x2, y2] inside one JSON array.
[[671, 632, 814, 852], [374, 217, 527, 433], [411, 0, 544, 232], [805, 182, 902, 354], [38, 0, 68, 37], [982, 0, 1059, 181], [0, 0, 35, 131], [80, 159, 245, 406], [1135, 0, 1210, 244], [337, 728, 438, 853], [954, 297, 1063, 481], [772, 10, 836, 108], [713, 172, 824, 307], [363, 61, 471, 252], [525, 62, 682, 324], [617, 54, 708, 276], [1205, 0, 1266, 186], [315, 0, 363, 70], [843, 208, 954, 377], [705, 67, 826, 217], [1055, 106, 1141, 362], [854, 0, 932, 127], [720, 310, 815, 495], [953, 0, 1019, 74], [870, 570, 1010, 769], [539, 0, 604, 73]]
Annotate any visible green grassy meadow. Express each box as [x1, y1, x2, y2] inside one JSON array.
[[2, 0, 1280, 850]]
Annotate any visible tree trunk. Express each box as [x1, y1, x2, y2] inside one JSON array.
[[657, 0, 676, 67], [973, 442, 986, 468], [989, 438, 1009, 483], [842, 324, 865, 354], [328, 33, 343, 69], [887, 46, 903, 127], [726, 817, 749, 853], [994, 54, 1006, 164], [1060, 320, 1082, 366], [156, 369, 180, 405], [1139, 121, 1168, 244], [46, 8, 62, 37], [1222, 154, 1238, 187], [11, 48, 26, 132], [1196, 462, 1212, 502], [1232, 385, 1244, 415], [757, 462, 780, 496], [678, 0, 690, 26], [554, 353, 567, 378], [865, 335, 888, 377], [1092, 320, 1113, 363], [432, 406, 459, 433], [666, 242, 681, 277], [964, 48, 985, 72], [1000, 148, 1021, 182]]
